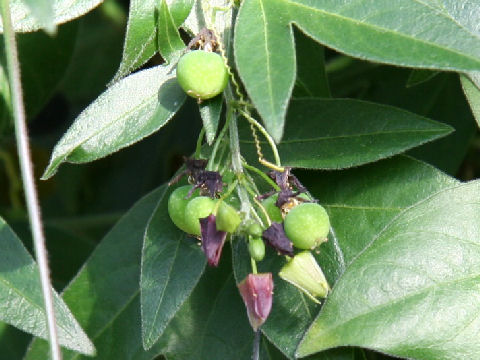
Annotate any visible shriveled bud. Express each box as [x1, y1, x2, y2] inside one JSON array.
[[200, 214, 227, 267], [279, 251, 330, 302], [237, 273, 273, 331], [262, 222, 293, 256]]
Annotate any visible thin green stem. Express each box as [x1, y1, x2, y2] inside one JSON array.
[[242, 161, 280, 191], [207, 112, 230, 171], [250, 256, 258, 274], [195, 127, 206, 158], [239, 109, 283, 169], [0, 2, 62, 359]]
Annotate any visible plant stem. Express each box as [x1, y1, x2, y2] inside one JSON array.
[[242, 161, 281, 191], [195, 127, 206, 158], [252, 330, 261, 360], [0, 2, 62, 360]]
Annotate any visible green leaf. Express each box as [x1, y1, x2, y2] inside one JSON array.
[[234, 0, 480, 142], [113, 0, 193, 81], [199, 95, 223, 145], [42, 65, 186, 179], [0, 217, 94, 355], [0, 322, 31, 360], [234, 156, 457, 359], [157, 0, 185, 63], [21, 0, 56, 34], [24, 186, 168, 360], [292, 28, 330, 98], [158, 247, 255, 360], [141, 185, 206, 350], [298, 181, 480, 359], [406, 69, 440, 88], [240, 98, 453, 170], [461, 72, 480, 128], [0, 0, 103, 33]]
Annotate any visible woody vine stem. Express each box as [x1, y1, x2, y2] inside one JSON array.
[[0, 1, 61, 359]]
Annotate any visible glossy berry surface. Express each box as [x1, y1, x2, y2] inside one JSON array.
[[249, 237, 266, 262], [184, 196, 217, 236], [168, 185, 199, 233], [284, 203, 330, 250], [176, 50, 228, 100]]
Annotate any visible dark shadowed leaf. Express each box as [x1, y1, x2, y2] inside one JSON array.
[[240, 99, 453, 170], [0, 0, 102, 32], [42, 65, 186, 179], [406, 70, 440, 88], [0, 217, 94, 355], [24, 186, 167, 360], [298, 181, 480, 360], [141, 186, 206, 349], [235, 0, 480, 142]]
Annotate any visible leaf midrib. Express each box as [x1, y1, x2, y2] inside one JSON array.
[[285, 0, 480, 66]]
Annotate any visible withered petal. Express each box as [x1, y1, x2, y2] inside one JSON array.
[[238, 273, 273, 331], [200, 214, 227, 267], [262, 222, 294, 256]]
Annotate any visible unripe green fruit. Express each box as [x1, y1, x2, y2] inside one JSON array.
[[216, 202, 241, 233], [176, 50, 229, 100], [249, 237, 265, 262], [184, 196, 217, 236], [284, 203, 330, 250], [261, 195, 283, 223], [168, 185, 199, 233], [247, 222, 263, 238]]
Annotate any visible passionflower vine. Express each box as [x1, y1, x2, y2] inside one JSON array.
[[238, 273, 274, 331], [279, 251, 330, 302], [262, 222, 294, 256], [200, 214, 227, 266]]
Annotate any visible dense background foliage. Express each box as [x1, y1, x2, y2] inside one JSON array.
[[0, 0, 479, 359]]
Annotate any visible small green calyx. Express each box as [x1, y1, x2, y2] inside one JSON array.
[[279, 251, 330, 302], [176, 50, 229, 101]]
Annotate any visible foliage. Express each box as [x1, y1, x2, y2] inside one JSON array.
[[0, 0, 479, 359]]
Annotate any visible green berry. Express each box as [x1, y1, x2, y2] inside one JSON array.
[[248, 237, 265, 262], [184, 196, 217, 236], [247, 222, 264, 238], [284, 203, 330, 250], [261, 195, 283, 223], [216, 202, 241, 233], [176, 50, 228, 100], [168, 185, 199, 233]]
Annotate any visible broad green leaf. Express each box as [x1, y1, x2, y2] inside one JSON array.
[[24, 186, 168, 360], [42, 65, 186, 179], [0, 0, 103, 32], [234, 0, 480, 142], [0, 217, 94, 355], [298, 181, 480, 359], [240, 98, 453, 170], [0, 21, 77, 126], [113, 0, 193, 81], [406, 70, 440, 88], [292, 28, 330, 98], [21, 0, 55, 34], [461, 72, 480, 128], [157, 0, 185, 63], [233, 156, 457, 359], [141, 185, 206, 350], [158, 247, 255, 360], [199, 95, 223, 145]]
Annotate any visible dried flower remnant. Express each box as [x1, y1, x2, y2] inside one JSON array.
[[200, 215, 227, 266], [238, 273, 274, 331], [262, 222, 294, 256]]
